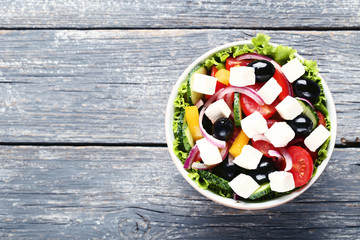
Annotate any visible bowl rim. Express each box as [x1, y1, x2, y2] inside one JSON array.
[[165, 40, 337, 210]]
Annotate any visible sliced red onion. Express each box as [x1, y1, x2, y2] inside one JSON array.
[[268, 150, 283, 160], [220, 143, 229, 161], [279, 148, 293, 172], [228, 154, 235, 166], [184, 145, 199, 169], [252, 134, 270, 143], [199, 88, 228, 149], [229, 127, 241, 145], [216, 86, 265, 106], [295, 97, 315, 110], [194, 99, 204, 109], [191, 162, 210, 170], [234, 53, 293, 97]]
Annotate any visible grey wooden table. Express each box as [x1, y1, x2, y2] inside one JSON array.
[[0, 1, 359, 239]]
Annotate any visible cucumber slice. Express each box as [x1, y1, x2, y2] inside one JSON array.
[[248, 183, 271, 200], [176, 110, 185, 139], [187, 66, 207, 105], [233, 92, 242, 127], [297, 100, 319, 130], [182, 122, 194, 152]]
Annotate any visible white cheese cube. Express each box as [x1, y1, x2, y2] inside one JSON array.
[[304, 124, 331, 152], [264, 122, 295, 148], [229, 66, 255, 87], [233, 145, 263, 170], [204, 99, 231, 123], [241, 111, 268, 138], [268, 171, 295, 192], [275, 96, 303, 120], [192, 73, 217, 95], [228, 174, 260, 199], [256, 77, 283, 105], [281, 58, 305, 83], [196, 138, 222, 166]]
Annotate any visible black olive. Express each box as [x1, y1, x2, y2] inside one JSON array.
[[286, 115, 313, 137], [247, 158, 276, 184], [211, 157, 246, 181], [212, 117, 234, 141], [202, 114, 213, 135], [248, 60, 275, 82], [293, 78, 321, 104]]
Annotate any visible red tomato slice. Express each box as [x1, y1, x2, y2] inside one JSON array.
[[226, 57, 253, 70], [273, 69, 291, 100], [240, 83, 280, 119], [252, 140, 277, 158], [210, 65, 218, 77], [266, 119, 278, 128], [316, 110, 326, 127], [288, 146, 314, 187]]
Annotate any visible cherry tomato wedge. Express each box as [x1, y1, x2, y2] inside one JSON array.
[[240, 83, 280, 119], [266, 119, 278, 128], [252, 140, 277, 158], [288, 146, 314, 187], [226, 57, 253, 70], [210, 65, 218, 77], [273, 69, 291, 100], [316, 110, 326, 127]]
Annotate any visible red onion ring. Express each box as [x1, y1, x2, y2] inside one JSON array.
[[216, 86, 265, 106], [220, 143, 229, 161], [252, 134, 270, 142], [295, 97, 315, 110], [279, 147, 293, 172], [228, 153, 235, 166], [195, 99, 204, 109], [183, 145, 199, 169], [191, 162, 210, 170]]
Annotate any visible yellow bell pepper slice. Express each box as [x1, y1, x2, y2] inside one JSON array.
[[185, 106, 203, 141], [215, 68, 230, 86], [229, 130, 249, 157]]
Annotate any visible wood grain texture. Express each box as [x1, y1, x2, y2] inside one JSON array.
[[0, 146, 359, 239], [0, 0, 359, 29], [0, 30, 358, 144]]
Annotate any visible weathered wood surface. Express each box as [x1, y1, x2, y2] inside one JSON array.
[[0, 146, 359, 239], [0, 29, 358, 144], [0, 0, 360, 29]]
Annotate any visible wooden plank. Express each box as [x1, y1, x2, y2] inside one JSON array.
[[0, 0, 359, 29], [0, 146, 358, 239], [0, 30, 359, 144]]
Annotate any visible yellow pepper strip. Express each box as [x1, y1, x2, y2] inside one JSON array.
[[185, 106, 203, 141], [215, 68, 230, 86], [229, 129, 249, 157]]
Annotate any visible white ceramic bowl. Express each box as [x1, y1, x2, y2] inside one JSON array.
[[165, 40, 337, 210]]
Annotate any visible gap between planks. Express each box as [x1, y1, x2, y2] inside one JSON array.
[[1, 27, 360, 31], [0, 142, 357, 148]]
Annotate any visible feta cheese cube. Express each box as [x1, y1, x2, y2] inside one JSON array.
[[241, 111, 268, 138], [268, 171, 295, 192], [256, 77, 283, 105], [229, 66, 255, 87], [233, 145, 263, 170], [196, 138, 222, 166], [304, 124, 331, 152], [192, 73, 217, 95], [275, 96, 303, 120], [264, 122, 295, 148], [281, 58, 305, 83], [204, 99, 231, 123], [228, 174, 260, 199]]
